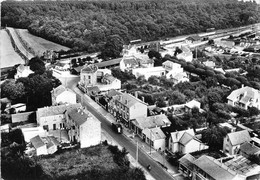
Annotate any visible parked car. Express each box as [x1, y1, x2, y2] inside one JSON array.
[[112, 123, 123, 134]]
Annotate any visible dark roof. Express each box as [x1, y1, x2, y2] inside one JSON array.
[[106, 89, 122, 98], [67, 108, 89, 126], [87, 86, 100, 93], [94, 58, 122, 68], [227, 130, 251, 146], [73, 66, 84, 73], [240, 142, 260, 155], [179, 132, 194, 145], [179, 153, 195, 170], [186, 35, 200, 41], [30, 135, 45, 149], [81, 64, 98, 73]]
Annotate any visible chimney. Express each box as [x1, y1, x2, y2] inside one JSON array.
[[142, 96, 145, 102], [135, 91, 138, 98], [242, 84, 244, 88]]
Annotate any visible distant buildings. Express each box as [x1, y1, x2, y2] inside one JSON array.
[[227, 86, 260, 110]]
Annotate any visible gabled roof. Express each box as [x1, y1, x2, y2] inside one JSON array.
[[133, 114, 171, 129], [87, 86, 100, 94], [179, 132, 194, 145], [170, 129, 195, 143], [94, 58, 122, 68], [227, 130, 251, 146], [179, 153, 195, 170], [122, 56, 139, 66], [194, 155, 237, 180], [30, 135, 45, 149], [143, 127, 166, 140], [37, 103, 81, 118], [172, 72, 187, 81], [203, 60, 215, 67], [240, 142, 260, 155], [186, 35, 200, 41], [106, 89, 123, 98], [103, 73, 116, 82], [67, 107, 89, 126], [227, 86, 260, 103], [185, 100, 201, 109]]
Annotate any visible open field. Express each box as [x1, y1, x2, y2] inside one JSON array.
[[17, 29, 70, 56], [0, 29, 24, 68]]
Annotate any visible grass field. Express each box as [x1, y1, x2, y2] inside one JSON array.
[[0, 29, 24, 68], [17, 29, 70, 57], [37, 144, 118, 179]]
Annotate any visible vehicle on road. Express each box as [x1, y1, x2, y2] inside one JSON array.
[[112, 123, 123, 134]]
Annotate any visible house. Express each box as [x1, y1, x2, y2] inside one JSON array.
[[1, 124, 11, 133], [168, 129, 208, 155], [65, 107, 101, 148], [30, 135, 60, 156], [227, 85, 260, 110], [172, 72, 189, 84], [79, 64, 121, 92], [185, 35, 201, 44], [192, 155, 245, 180], [176, 46, 193, 62], [203, 60, 216, 68], [14, 64, 34, 79], [162, 60, 184, 79], [239, 142, 260, 158], [55, 62, 70, 71], [5, 103, 26, 114], [184, 100, 201, 113], [108, 92, 148, 127], [223, 130, 251, 155], [120, 56, 140, 71], [132, 66, 166, 80], [36, 103, 81, 131], [130, 114, 171, 138], [142, 127, 166, 151], [51, 85, 77, 105]]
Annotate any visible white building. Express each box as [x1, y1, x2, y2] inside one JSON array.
[[143, 127, 166, 151], [65, 107, 101, 148], [132, 66, 166, 80], [21, 126, 46, 142], [227, 86, 260, 110], [14, 64, 34, 79], [51, 85, 77, 105], [162, 61, 184, 79]]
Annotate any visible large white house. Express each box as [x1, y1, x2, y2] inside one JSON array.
[[14, 64, 34, 79], [143, 127, 166, 151], [132, 66, 166, 80], [227, 86, 260, 110], [162, 61, 184, 79]]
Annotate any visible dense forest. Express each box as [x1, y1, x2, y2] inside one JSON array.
[[1, 0, 259, 52]]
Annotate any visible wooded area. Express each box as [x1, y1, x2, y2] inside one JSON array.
[[1, 0, 259, 53]]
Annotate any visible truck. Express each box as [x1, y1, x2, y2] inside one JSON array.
[[112, 123, 123, 134]]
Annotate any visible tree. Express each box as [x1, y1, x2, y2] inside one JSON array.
[[1, 79, 26, 101], [207, 91, 222, 110], [28, 56, 46, 74], [148, 50, 161, 59], [156, 98, 167, 108], [100, 35, 124, 59], [248, 107, 260, 117], [201, 125, 230, 150], [168, 91, 186, 105]]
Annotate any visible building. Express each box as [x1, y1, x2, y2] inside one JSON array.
[[162, 60, 184, 79], [172, 72, 189, 84], [36, 103, 81, 131], [108, 92, 148, 126], [21, 126, 46, 142], [239, 142, 260, 158], [203, 60, 216, 68], [132, 66, 166, 80], [178, 153, 196, 178], [14, 64, 34, 79], [65, 107, 101, 148], [185, 35, 201, 44], [223, 130, 251, 155], [142, 127, 166, 151], [176, 46, 193, 62], [168, 129, 208, 154], [130, 114, 171, 138], [184, 100, 201, 113], [51, 85, 77, 105], [227, 86, 260, 110], [30, 135, 60, 156], [94, 58, 122, 69], [79, 64, 121, 92]]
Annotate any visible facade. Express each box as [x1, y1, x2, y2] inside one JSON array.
[[132, 67, 166, 80], [142, 127, 166, 151], [22, 126, 46, 142], [36, 103, 81, 131], [227, 86, 260, 110], [51, 85, 77, 105], [131, 114, 171, 138], [80, 64, 98, 87], [168, 129, 208, 154], [108, 92, 148, 126], [65, 107, 101, 148], [14, 64, 34, 79], [162, 60, 184, 79], [223, 130, 251, 155], [176, 46, 193, 62]]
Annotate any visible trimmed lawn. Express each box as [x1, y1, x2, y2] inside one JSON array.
[[17, 29, 70, 56]]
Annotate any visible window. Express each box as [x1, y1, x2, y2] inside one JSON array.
[[43, 125, 49, 131], [53, 124, 56, 130]]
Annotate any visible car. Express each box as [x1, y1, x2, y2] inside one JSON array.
[[112, 123, 123, 134]]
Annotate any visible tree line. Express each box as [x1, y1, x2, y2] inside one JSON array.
[[1, 0, 259, 55]]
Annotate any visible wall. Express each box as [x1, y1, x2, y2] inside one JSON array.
[[38, 114, 65, 130], [11, 111, 35, 123], [55, 92, 77, 105], [36, 145, 48, 156], [183, 139, 208, 154], [154, 139, 166, 151], [129, 103, 147, 120]]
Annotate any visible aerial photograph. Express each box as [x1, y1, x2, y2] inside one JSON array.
[[0, 0, 260, 179]]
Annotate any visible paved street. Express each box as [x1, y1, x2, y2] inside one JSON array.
[[73, 87, 176, 180]]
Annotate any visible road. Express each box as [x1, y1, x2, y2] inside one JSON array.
[[74, 87, 175, 180]]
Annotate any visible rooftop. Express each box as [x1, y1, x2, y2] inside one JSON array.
[[227, 86, 260, 104], [52, 85, 75, 97], [30, 135, 45, 149], [179, 132, 194, 145], [143, 127, 166, 140], [116, 93, 147, 108], [133, 114, 171, 129], [37, 103, 81, 118], [179, 153, 196, 170], [94, 58, 122, 68], [240, 142, 260, 156], [227, 130, 251, 146], [67, 107, 90, 126], [81, 64, 98, 73], [170, 129, 195, 143]]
